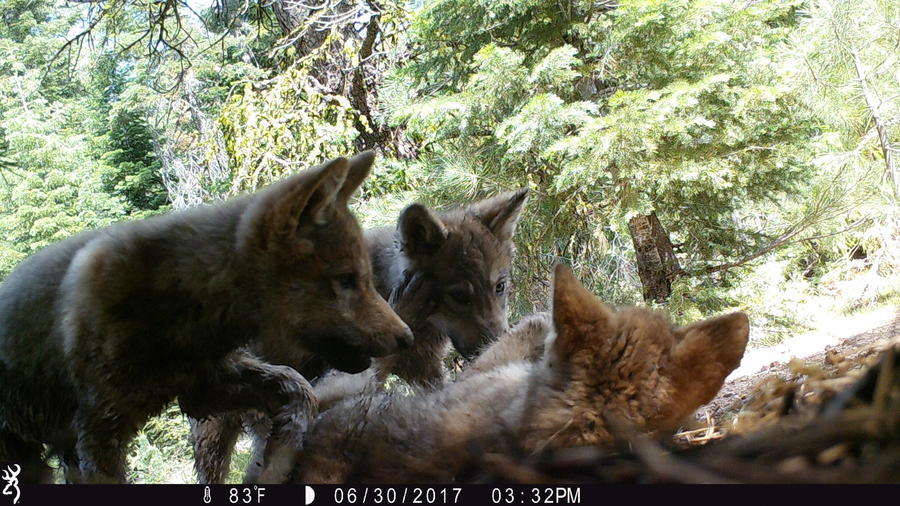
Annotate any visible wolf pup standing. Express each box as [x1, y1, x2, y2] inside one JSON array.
[[0, 152, 412, 483], [293, 264, 749, 483], [192, 188, 529, 483]]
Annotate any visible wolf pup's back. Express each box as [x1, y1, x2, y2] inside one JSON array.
[[0, 229, 104, 445]]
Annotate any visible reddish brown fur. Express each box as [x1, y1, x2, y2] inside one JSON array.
[[292, 264, 749, 483]]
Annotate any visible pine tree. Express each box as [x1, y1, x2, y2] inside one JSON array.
[[381, 0, 824, 307]]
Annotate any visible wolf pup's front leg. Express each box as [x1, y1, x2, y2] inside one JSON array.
[[180, 351, 318, 484], [372, 271, 447, 387], [238, 411, 273, 484], [190, 413, 243, 484]]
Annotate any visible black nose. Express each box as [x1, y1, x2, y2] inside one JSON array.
[[396, 329, 414, 350]]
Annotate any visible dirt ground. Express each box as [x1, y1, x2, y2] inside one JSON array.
[[698, 305, 900, 423]]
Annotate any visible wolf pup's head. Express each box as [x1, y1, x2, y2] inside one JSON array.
[[524, 265, 749, 448], [237, 152, 413, 373], [397, 189, 528, 358]]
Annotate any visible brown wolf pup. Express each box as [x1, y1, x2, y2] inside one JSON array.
[[292, 264, 749, 483], [192, 188, 529, 483], [0, 152, 412, 483]]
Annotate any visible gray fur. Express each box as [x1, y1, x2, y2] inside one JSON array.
[[191, 188, 529, 483], [0, 153, 412, 483]]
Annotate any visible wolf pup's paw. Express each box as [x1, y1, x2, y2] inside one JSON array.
[[510, 312, 552, 361], [250, 405, 313, 484], [389, 270, 438, 325], [462, 312, 552, 377]]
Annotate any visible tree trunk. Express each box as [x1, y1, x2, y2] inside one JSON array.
[[269, 0, 399, 154], [347, 12, 387, 151], [269, 1, 337, 60], [628, 212, 682, 303]]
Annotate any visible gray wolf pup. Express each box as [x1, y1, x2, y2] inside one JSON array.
[[0, 152, 412, 483], [192, 188, 529, 482]]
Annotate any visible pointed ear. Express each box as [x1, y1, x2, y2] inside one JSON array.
[[399, 203, 448, 257], [470, 188, 529, 242], [239, 156, 349, 251], [301, 157, 350, 226], [551, 264, 613, 361], [338, 151, 375, 203], [671, 312, 749, 405]]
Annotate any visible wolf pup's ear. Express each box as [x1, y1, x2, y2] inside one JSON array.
[[239, 156, 350, 251], [470, 188, 529, 242], [399, 203, 448, 257], [671, 312, 749, 407], [301, 157, 351, 226], [550, 264, 614, 361], [338, 151, 376, 203]]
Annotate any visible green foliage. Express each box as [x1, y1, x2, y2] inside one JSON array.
[[403, 0, 579, 90], [99, 108, 168, 213], [0, 28, 127, 276], [0, 0, 897, 483], [795, 0, 899, 166], [0, 125, 126, 277], [0, 0, 84, 101], [219, 63, 359, 193], [784, 0, 900, 272], [381, 0, 824, 314], [127, 404, 195, 483]]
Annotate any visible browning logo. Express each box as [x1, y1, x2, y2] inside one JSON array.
[[1, 464, 19, 505]]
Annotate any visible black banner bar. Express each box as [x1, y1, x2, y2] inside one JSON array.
[[9, 484, 885, 506]]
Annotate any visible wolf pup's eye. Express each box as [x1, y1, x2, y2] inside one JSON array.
[[335, 273, 357, 290], [447, 287, 471, 305], [495, 281, 506, 296]]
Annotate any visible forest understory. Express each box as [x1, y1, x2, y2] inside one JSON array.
[[1, 0, 897, 485]]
